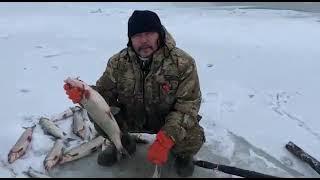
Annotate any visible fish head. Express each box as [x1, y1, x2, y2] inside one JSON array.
[[64, 77, 89, 90], [64, 77, 91, 102], [44, 155, 61, 171], [39, 117, 49, 125], [8, 152, 19, 164], [44, 160, 55, 171]]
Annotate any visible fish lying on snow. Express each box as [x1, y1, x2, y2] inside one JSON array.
[[39, 117, 71, 139], [64, 77, 129, 161], [59, 136, 105, 165], [52, 106, 82, 122], [8, 125, 36, 164], [43, 139, 64, 171]]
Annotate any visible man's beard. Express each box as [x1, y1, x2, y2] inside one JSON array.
[[138, 45, 153, 52], [138, 45, 154, 58]]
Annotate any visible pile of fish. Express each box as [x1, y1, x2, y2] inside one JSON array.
[[7, 106, 110, 178], [7, 77, 158, 178]]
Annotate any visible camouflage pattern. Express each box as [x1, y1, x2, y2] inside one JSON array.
[[92, 27, 205, 157]]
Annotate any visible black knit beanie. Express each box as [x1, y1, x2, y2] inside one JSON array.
[[127, 10, 165, 47]]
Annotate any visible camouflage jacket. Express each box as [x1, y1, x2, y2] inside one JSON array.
[[93, 28, 202, 143]]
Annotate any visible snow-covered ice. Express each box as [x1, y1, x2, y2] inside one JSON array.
[[1, 2, 320, 178]]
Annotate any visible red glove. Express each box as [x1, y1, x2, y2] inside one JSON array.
[[63, 83, 83, 104], [147, 130, 174, 166]]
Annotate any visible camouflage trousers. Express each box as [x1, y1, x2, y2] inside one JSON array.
[[89, 114, 205, 158]]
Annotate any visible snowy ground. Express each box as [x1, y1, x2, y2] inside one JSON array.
[[1, 2, 320, 178]]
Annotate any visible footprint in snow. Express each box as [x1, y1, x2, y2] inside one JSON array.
[[89, 8, 103, 13], [0, 35, 9, 39], [221, 101, 235, 112], [248, 94, 255, 98], [35, 45, 44, 49], [51, 66, 59, 70], [19, 89, 31, 93], [280, 156, 293, 167], [203, 92, 218, 103], [43, 54, 63, 58]]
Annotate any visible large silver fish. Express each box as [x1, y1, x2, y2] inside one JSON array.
[[59, 136, 105, 165], [39, 117, 67, 139], [23, 167, 51, 178], [8, 125, 35, 164], [64, 77, 129, 160], [72, 109, 86, 140], [43, 139, 64, 171]]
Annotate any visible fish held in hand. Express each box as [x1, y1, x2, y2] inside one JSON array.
[[64, 77, 129, 160]]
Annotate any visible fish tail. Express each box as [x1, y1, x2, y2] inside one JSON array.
[[117, 147, 130, 161], [22, 124, 37, 130]]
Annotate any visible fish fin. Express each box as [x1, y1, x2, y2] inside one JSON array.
[[110, 106, 121, 115], [78, 103, 85, 109], [75, 105, 82, 111], [71, 153, 79, 157], [22, 171, 30, 177], [90, 146, 98, 153], [70, 105, 82, 113], [49, 136, 56, 141], [63, 138, 77, 146], [88, 126, 93, 133], [66, 137, 77, 142]]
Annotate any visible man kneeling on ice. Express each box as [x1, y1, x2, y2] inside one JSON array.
[[63, 10, 205, 177]]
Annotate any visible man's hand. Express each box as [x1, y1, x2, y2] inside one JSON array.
[[147, 130, 174, 166], [63, 83, 83, 104]]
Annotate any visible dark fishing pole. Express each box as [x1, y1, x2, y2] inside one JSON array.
[[193, 160, 281, 178]]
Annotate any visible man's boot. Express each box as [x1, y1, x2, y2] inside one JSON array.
[[97, 133, 136, 167], [174, 155, 195, 177]]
